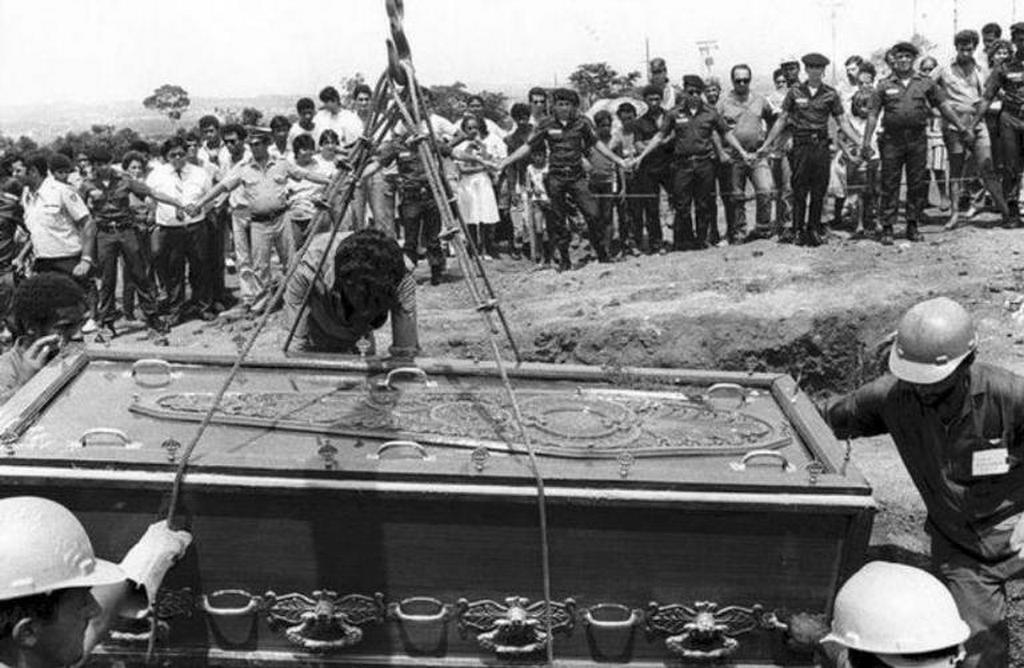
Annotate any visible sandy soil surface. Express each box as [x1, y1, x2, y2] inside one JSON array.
[[101, 209, 1024, 663]]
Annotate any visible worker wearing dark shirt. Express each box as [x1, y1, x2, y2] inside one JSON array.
[[83, 147, 180, 339], [632, 84, 673, 253], [824, 297, 1024, 668], [862, 41, 969, 244], [500, 88, 630, 270], [978, 23, 1024, 226], [0, 178, 26, 320], [636, 75, 752, 251], [761, 53, 857, 247]]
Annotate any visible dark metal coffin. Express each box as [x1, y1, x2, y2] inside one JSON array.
[[0, 347, 875, 666]]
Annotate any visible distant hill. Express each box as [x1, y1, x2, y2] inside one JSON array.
[[0, 95, 303, 142]]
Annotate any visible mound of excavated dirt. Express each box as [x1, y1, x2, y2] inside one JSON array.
[[107, 219, 1024, 665]]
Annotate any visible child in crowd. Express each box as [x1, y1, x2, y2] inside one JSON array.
[[503, 103, 533, 259], [847, 64, 880, 237], [288, 134, 335, 250], [587, 110, 618, 261], [919, 57, 950, 212], [453, 114, 505, 259], [613, 102, 640, 256], [526, 148, 554, 267]]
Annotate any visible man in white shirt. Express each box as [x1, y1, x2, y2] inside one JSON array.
[[287, 97, 317, 149], [146, 137, 213, 325], [23, 153, 98, 331], [196, 115, 233, 311], [312, 86, 362, 149]]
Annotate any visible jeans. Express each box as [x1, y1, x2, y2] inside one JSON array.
[[632, 165, 671, 249], [730, 156, 773, 237], [770, 154, 793, 228]]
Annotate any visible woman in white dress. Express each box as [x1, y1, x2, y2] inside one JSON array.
[[452, 114, 505, 259]]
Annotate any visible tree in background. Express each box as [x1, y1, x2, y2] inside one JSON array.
[[425, 82, 508, 125], [49, 125, 144, 161], [568, 62, 641, 109], [143, 84, 191, 122]]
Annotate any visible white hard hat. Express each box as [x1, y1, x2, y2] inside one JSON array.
[[822, 561, 970, 657], [0, 496, 125, 601]]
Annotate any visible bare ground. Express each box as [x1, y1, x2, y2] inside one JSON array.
[[104, 212, 1024, 663]]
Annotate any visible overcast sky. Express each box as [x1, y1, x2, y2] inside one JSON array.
[[0, 0, 1018, 107]]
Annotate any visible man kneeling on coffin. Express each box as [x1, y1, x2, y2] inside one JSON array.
[[0, 496, 191, 668], [284, 228, 420, 357]]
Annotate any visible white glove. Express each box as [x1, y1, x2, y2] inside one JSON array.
[[118, 520, 192, 606]]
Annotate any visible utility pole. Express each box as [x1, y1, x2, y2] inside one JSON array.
[[953, 0, 958, 33], [645, 37, 650, 67], [819, 0, 843, 86], [696, 40, 718, 77], [912, 0, 918, 35]]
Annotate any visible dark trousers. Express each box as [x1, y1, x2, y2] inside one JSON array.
[[931, 519, 1024, 668], [879, 128, 928, 231], [999, 112, 1024, 213], [789, 139, 831, 233], [205, 204, 231, 305], [589, 180, 616, 255], [849, 159, 880, 231], [96, 227, 158, 325], [33, 254, 96, 317], [707, 159, 737, 244], [399, 198, 444, 269], [670, 157, 716, 249], [545, 171, 605, 258], [152, 223, 209, 322], [121, 227, 153, 317], [632, 166, 671, 249]]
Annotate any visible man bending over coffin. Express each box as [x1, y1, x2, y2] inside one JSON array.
[[284, 228, 419, 357]]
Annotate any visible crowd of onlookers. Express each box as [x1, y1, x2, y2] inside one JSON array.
[[0, 18, 1022, 339]]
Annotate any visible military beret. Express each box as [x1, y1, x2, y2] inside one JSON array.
[[682, 75, 705, 91], [246, 126, 273, 142], [48, 154, 73, 173], [802, 53, 830, 68], [88, 146, 113, 164], [891, 41, 919, 56], [1011, 22, 1024, 34]]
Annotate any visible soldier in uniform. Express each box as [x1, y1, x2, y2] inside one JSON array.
[[761, 53, 859, 247], [861, 41, 973, 244], [83, 147, 180, 341], [500, 88, 631, 270], [977, 23, 1024, 227], [636, 75, 752, 251]]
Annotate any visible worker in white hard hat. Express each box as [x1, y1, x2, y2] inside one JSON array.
[[823, 561, 970, 668], [0, 496, 191, 668], [824, 297, 1024, 668]]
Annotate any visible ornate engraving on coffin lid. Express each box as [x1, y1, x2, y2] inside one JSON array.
[[456, 596, 576, 656], [645, 600, 782, 661], [130, 387, 790, 459], [261, 590, 385, 653], [106, 587, 195, 645]]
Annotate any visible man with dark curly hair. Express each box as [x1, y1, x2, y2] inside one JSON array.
[[284, 229, 419, 357], [0, 272, 87, 403]]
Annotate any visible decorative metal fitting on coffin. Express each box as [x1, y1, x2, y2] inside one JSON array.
[[702, 383, 748, 409], [262, 590, 385, 653], [456, 596, 576, 656], [316, 437, 339, 470], [582, 603, 644, 630], [470, 446, 490, 472], [161, 438, 181, 463], [107, 588, 195, 645], [388, 596, 452, 624], [645, 600, 781, 661]]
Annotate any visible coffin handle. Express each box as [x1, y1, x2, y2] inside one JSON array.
[[388, 597, 451, 624], [371, 440, 432, 461], [201, 590, 261, 617], [79, 428, 133, 448], [380, 367, 433, 390], [132, 358, 173, 388], [705, 383, 747, 408], [582, 603, 643, 630], [731, 449, 795, 472], [666, 631, 740, 660]]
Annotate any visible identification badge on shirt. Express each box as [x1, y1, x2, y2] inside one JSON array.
[[795, 98, 809, 106], [972, 442, 1011, 477], [548, 129, 564, 138], [1008, 72, 1024, 82], [885, 88, 900, 96], [678, 116, 690, 123]]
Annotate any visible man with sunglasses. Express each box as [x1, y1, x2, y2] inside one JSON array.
[[146, 137, 213, 325], [188, 130, 331, 302], [718, 64, 777, 242], [635, 75, 752, 251], [761, 53, 859, 247]]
